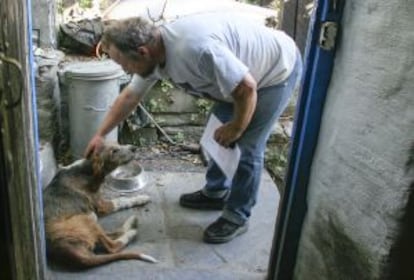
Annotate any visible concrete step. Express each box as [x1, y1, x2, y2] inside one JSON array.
[[48, 170, 279, 279]]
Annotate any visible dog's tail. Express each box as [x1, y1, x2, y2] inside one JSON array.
[[50, 243, 158, 268], [79, 251, 159, 266]]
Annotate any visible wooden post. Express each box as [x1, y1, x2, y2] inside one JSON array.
[[281, 0, 314, 55], [0, 0, 47, 279]]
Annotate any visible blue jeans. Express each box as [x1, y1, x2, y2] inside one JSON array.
[[203, 52, 303, 225]]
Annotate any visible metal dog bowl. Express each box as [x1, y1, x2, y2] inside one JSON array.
[[105, 160, 147, 193]]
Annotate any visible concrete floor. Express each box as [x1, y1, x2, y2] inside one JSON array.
[[47, 170, 279, 280]]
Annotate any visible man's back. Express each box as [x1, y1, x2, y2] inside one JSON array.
[[159, 12, 298, 100]]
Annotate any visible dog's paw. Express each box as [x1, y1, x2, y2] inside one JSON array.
[[131, 194, 151, 206], [123, 215, 139, 230], [126, 229, 138, 241], [119, 229, 137, 245], [112, 195, 151, 211]]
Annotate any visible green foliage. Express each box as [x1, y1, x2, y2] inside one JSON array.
[[265, 142, 290, 188], [78, 0, 93, 9], [57, 0, 64, 14], [172, 131, 185, 143], [195, 99, 213, 117], [137, 136, 149, 147], [147, 98, 167, 112], [146, 80, 175, 112], [160, 79, 174, 93]]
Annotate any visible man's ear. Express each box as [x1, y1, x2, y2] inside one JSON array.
[[137, 46, 150, 59]]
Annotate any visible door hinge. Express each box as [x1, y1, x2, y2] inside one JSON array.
[[319, 21, 338, 51]]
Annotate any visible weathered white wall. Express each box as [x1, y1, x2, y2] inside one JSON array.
[[294, 0, 414, 279]]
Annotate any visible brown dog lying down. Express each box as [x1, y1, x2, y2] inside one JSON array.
[[43, 143, 157, 268]]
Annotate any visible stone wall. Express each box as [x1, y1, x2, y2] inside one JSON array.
[[34, 49, 64, 187], [31, 0, 291, 186], [34, 54, 294, 188], [120, 81, 294, 188], [293, 1, 414, 279]]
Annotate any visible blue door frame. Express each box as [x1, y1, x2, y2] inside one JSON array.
[[268, 0, 345, 279]]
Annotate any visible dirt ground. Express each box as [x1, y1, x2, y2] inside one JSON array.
[[133, 142, 284, 192], [132, 142, 207, 173]]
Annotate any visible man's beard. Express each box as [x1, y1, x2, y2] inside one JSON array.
[[140, 65, 156, 78], [139, 59, 157, 78]]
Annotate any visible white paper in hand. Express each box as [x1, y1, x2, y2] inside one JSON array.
[[200, 114, 241, 180]]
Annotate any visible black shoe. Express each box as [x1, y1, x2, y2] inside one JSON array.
[[203, 217, 248, 244], [179, 190, 228, 210]]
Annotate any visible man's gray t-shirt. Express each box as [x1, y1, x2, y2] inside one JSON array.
[[129, 12, 298, 102]]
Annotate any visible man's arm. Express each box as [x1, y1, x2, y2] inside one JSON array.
[[84, 85, 142, 158], [214, 73, 257, 147]]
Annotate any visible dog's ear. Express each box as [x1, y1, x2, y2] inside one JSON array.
[[92, 154, 104, 177]]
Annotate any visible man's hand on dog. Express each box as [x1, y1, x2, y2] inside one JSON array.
[[84, 134, 105, 159]]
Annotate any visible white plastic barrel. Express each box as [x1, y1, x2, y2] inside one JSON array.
[[64, 60, 124, 158]]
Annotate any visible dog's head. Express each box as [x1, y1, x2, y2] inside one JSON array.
[[91, 143, 137, 177]]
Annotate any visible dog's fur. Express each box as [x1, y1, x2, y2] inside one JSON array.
[[43, 143, 156, 268]]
